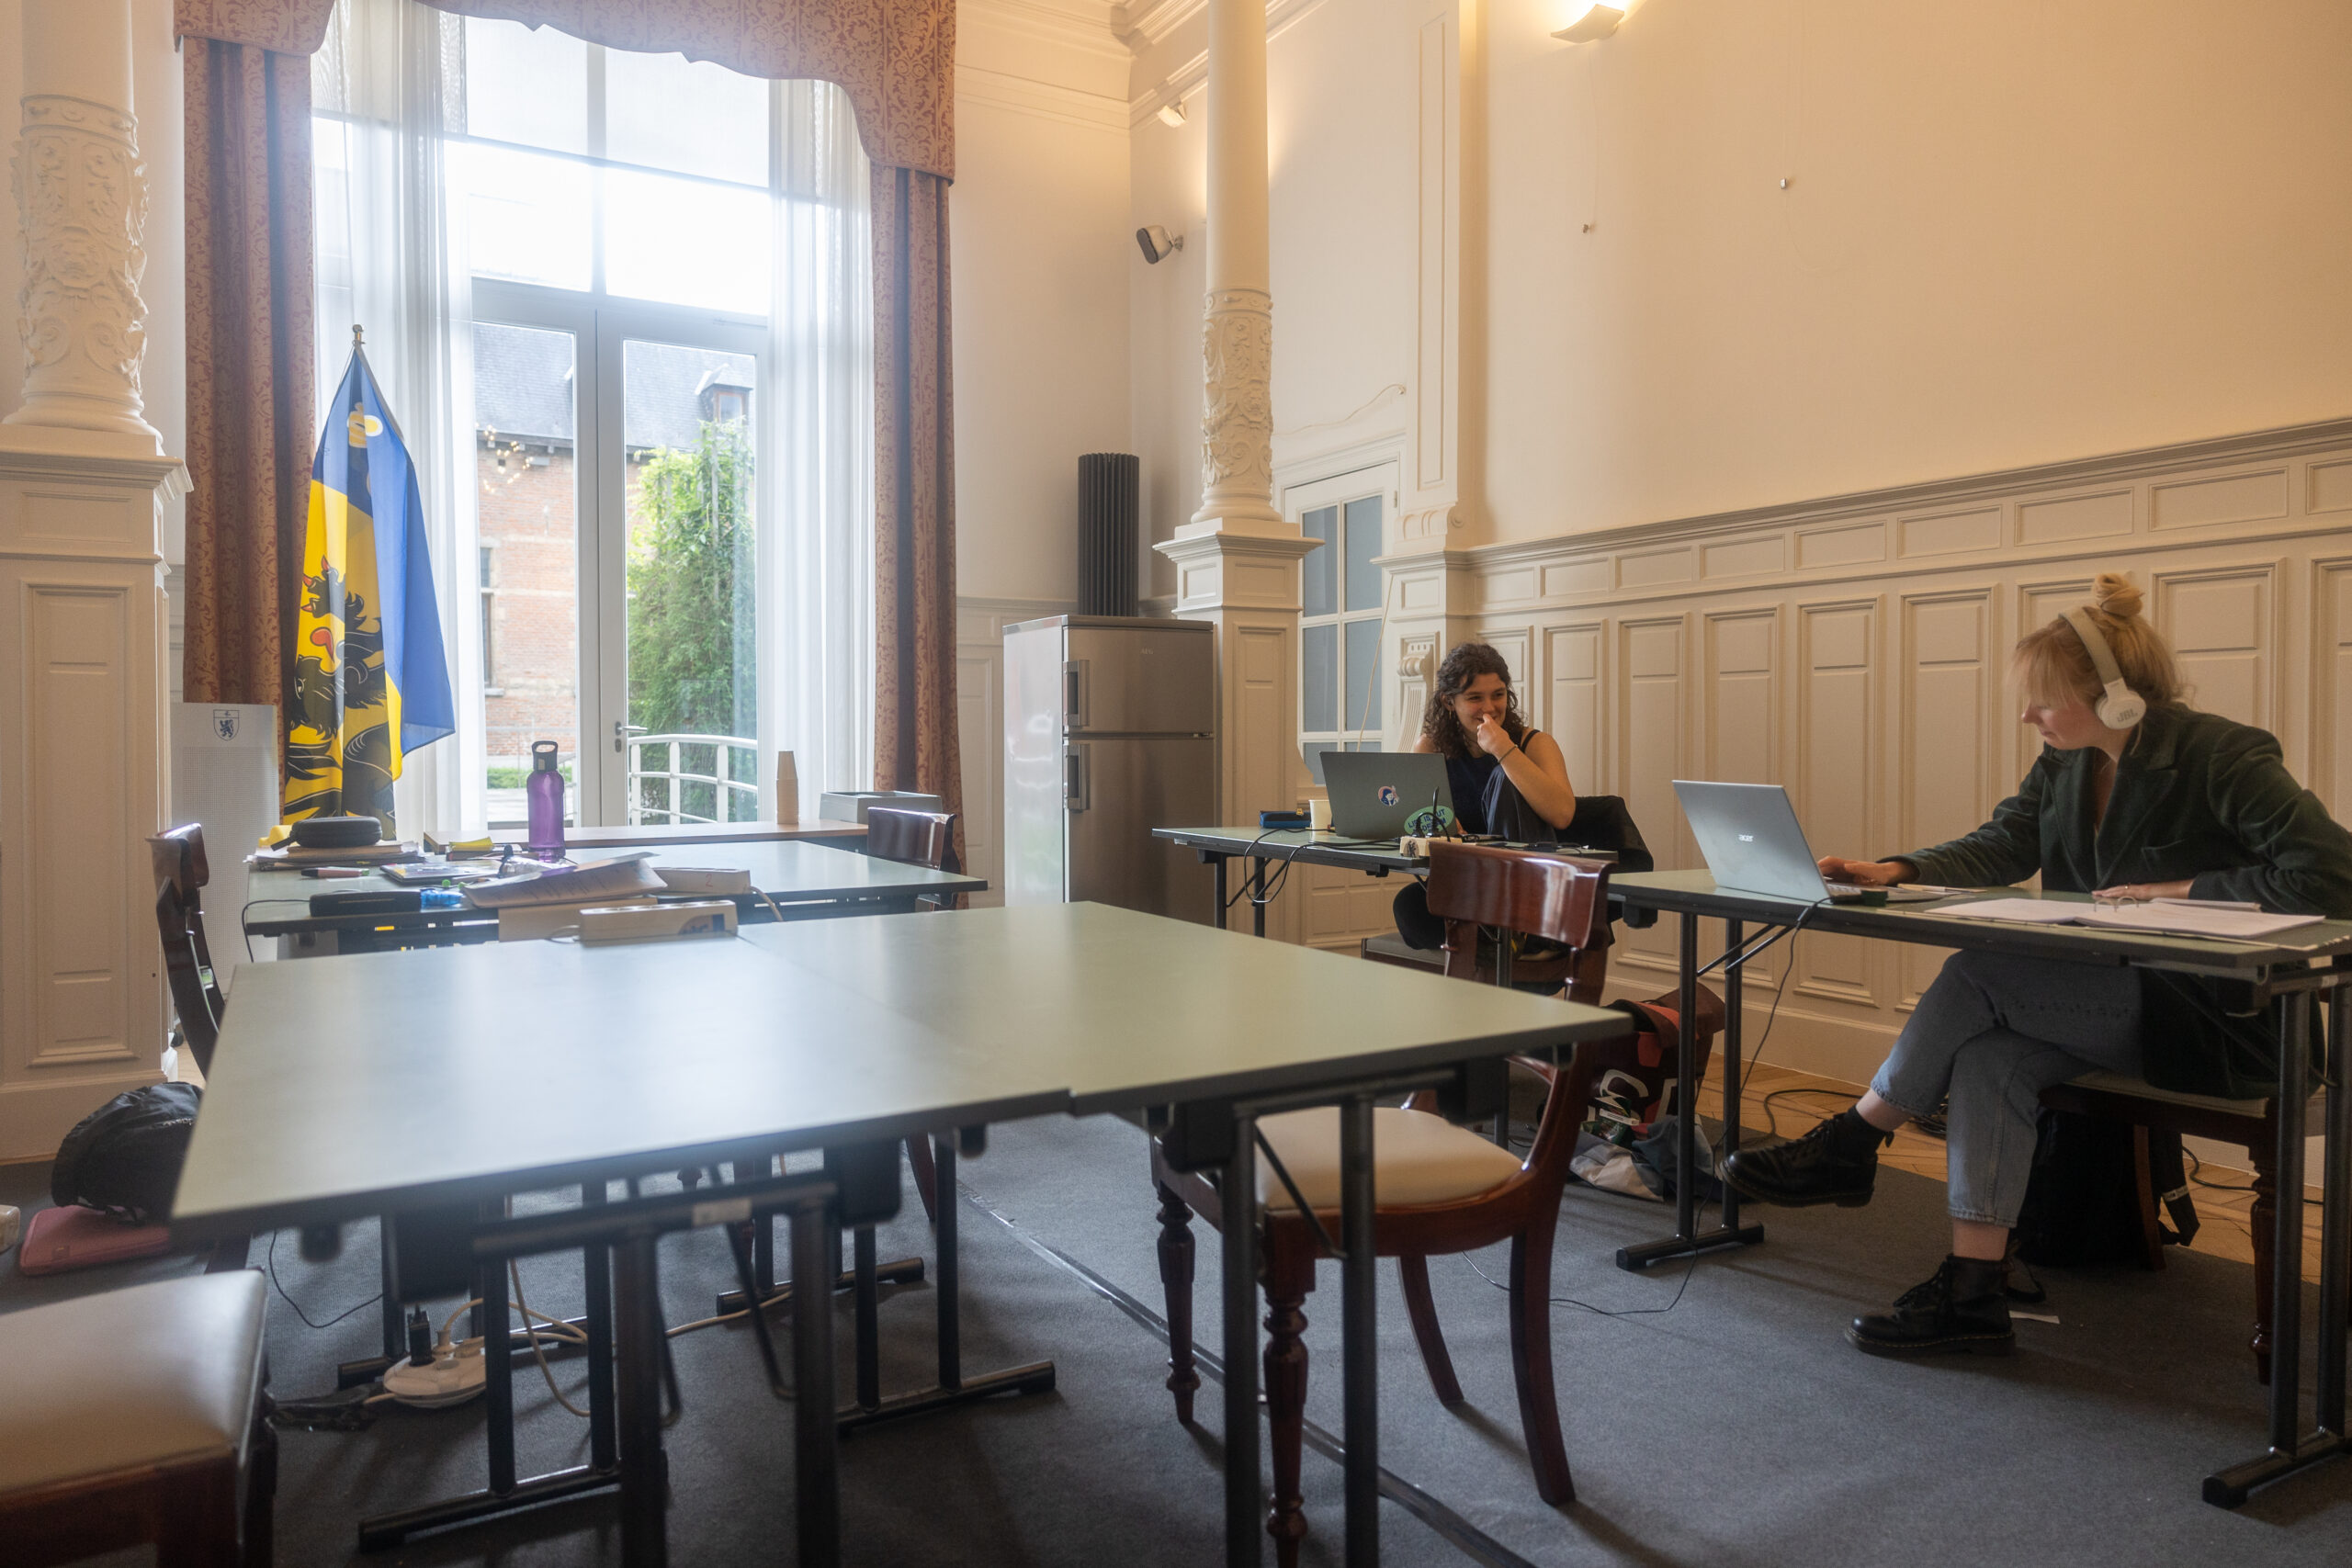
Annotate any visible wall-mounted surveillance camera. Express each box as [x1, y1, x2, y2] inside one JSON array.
[[1136, 226, 1185, 265]]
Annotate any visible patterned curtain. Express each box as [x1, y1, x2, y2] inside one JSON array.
[[870, 165, 961, 854], [179, 32, 320, 717]]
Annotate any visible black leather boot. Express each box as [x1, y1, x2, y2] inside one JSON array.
[[1848, 1255, 2015, 1358], [1717, 1109, 1887, 1208]]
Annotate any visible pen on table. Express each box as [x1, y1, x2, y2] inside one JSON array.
[[300, 866, 368, 878]]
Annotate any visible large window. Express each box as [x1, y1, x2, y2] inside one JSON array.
[[1293, 473, 1393, 783], [311, 10, 870, 830]]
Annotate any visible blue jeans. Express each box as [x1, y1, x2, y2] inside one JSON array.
[[1869, 950, 2144, 1228]]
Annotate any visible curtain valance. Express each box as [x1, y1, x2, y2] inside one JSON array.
[[174, 0, 955, 178]]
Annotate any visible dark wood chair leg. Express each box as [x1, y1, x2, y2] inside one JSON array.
[[1262, 1247, 1313, 1568], [205, 1235, 252, 1273], [1154, 1179, 1201, 1424], [1396, 1253, 1464, 1405], [907, 1135, 939, 1225], [244, 1401, 277, 1566], [156, 1457, 242, 1568], [1507, 1213, 1575, 1506], [2250, 1134, 2278, 1386], [2129, 1125, 2165, 1271]]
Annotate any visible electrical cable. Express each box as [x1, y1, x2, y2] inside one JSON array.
[[1462, 1197, 1710, 1318], [240, 898, 311, 963], [2184, 1146, 2256, 1193], [265, 1226, 384, 1330], [509, 1258, 593, 1418], [1757, 1085, 1860, 1141], [1736, 902, 1819, 1118]]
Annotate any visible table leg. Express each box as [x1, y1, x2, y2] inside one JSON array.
[[2205, 986, 2352, 1505], [614, 1232, 669, 1568], [1617, 910, 1765, 1272], [1212, 855, 1229, 931], [585, 1182, 617, 1472], [794, 1201, 842, 1568], [1339, 1096, 1378, 1566], [2318, 983, 2352, 1439], [854, 1225, 881, 1412], [1224, 1110, 1262, 1568], [1719, 918, 1749, 1236], [833, 1134, 1056, 1435], [481, 1227, 516, 1495], [1251, 858, 1268, 940]]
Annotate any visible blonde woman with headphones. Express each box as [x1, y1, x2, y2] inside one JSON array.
[[1721, 572, 2352, 1358]]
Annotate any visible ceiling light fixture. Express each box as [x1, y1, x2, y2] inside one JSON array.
[[1552, 3, 1623, 41]]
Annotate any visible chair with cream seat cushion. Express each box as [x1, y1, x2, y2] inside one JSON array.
[[1150, 843, 1619, 1567], [0, 1268, 276, 1566], [1255, 1105, 1525, 1211]]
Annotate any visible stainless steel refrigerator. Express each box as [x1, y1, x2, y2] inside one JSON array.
[[1003, 615, 1216, 921]]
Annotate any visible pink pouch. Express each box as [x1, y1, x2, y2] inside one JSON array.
[[16, 1204, 173, 1276]]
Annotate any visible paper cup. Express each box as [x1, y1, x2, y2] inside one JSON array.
[[1308, 795, 1332, 830]]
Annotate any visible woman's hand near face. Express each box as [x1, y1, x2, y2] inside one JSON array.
[[1473, 714, 1512, 758], [1818, 856, 1915, 887]]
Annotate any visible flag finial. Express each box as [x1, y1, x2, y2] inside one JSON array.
[[352, 323, 364, 350]]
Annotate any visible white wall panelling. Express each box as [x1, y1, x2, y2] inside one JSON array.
[[0, 447, 182, 1157], [1396, 419, 2352, 1089]]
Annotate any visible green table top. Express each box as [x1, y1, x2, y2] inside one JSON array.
[[1608, 870, 2352, 974], [171, 902, 1627, 1241]]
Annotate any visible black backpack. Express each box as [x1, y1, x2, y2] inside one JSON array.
[[2012, 1107, 2198, 1267], [51, 1082, 203, 1224]]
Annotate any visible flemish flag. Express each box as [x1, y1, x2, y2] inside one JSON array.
[[285, 341, 455, 829]]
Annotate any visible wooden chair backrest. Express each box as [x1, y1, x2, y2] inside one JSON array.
[[149, 824, 224, 1076], [1423, 841, 1612, 1003], [865, 807, 961, 874], [1420, 841, 1619, 1189]]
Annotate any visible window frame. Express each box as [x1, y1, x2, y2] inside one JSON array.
[[1285, 463, 1398, 784]]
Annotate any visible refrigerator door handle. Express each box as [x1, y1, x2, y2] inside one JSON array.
[[1064, 744, 1089, 812], [1064, 660, 1088, 728]]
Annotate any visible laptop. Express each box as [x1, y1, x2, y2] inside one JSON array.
[[1672, 781, 1965, 904], [1321, 750, 1453, 840]]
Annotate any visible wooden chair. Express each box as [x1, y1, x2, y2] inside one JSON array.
[[0, 1269, 277, 1566], [142, 825, 254, 1274], [2039, 1070, 2330, 1384], [864, 807, 964, 1222], [1151, 843, 1617, 1565], [151, 824, 226, 1077]]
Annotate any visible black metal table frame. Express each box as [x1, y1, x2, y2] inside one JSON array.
[[254, 890, 952, 953], [1612, 886, 2352, 1508]]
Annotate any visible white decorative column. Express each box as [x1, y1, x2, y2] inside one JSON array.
[[0, 0, 187, 1156], [1157, 0, 1318, 932], [1379, 0, 1487, 745]]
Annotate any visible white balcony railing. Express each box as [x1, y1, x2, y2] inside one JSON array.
[[627, 733, 760, 825]]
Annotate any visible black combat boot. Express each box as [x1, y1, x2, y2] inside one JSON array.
[[1848, 1255, 2016, 1358], [1717, 1108, 1889, 1209]]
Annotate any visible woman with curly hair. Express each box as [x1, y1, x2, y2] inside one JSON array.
[[1721, 572, 2352, 1359], [1390, 641, 1580, 947]]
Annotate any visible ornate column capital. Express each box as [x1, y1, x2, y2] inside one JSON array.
[[5, 85, 163, 453]]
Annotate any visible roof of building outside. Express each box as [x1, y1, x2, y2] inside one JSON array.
[[471, 322, 752, 454]]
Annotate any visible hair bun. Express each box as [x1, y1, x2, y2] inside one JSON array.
[[2090, 571, 2143, 621]]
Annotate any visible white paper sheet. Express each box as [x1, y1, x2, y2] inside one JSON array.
[[1935, 897, 2324, 942]]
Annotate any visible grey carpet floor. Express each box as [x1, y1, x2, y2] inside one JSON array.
[[6, 1111, 2349, 1567]]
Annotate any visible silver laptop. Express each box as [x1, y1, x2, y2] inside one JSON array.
[[1672, 781, 1962, 903], [1321, 751, 1453, 840]]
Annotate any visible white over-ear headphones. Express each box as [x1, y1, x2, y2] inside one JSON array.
[[2061, 607, 2147, 729]]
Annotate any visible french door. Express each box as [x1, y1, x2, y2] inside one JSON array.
[[471, 280, 765, 827]]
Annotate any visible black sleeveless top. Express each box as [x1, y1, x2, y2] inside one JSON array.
[[1442, 730, 1539, 836]]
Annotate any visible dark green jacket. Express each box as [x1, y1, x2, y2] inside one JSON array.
[[1902, 704, 2352, 1099]]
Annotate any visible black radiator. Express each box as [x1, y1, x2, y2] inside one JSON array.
[[1077, 452, 1139, 617]]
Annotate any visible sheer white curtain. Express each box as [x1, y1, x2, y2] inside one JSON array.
[[761, 81, 875, 821], [312, 0, 483, 836]]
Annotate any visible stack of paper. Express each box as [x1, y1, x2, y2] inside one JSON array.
[[463, 852, 666, 910], [1936, 897, 2324, 942]]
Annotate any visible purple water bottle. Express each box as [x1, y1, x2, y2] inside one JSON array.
[[526, 740, 565, 860]]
